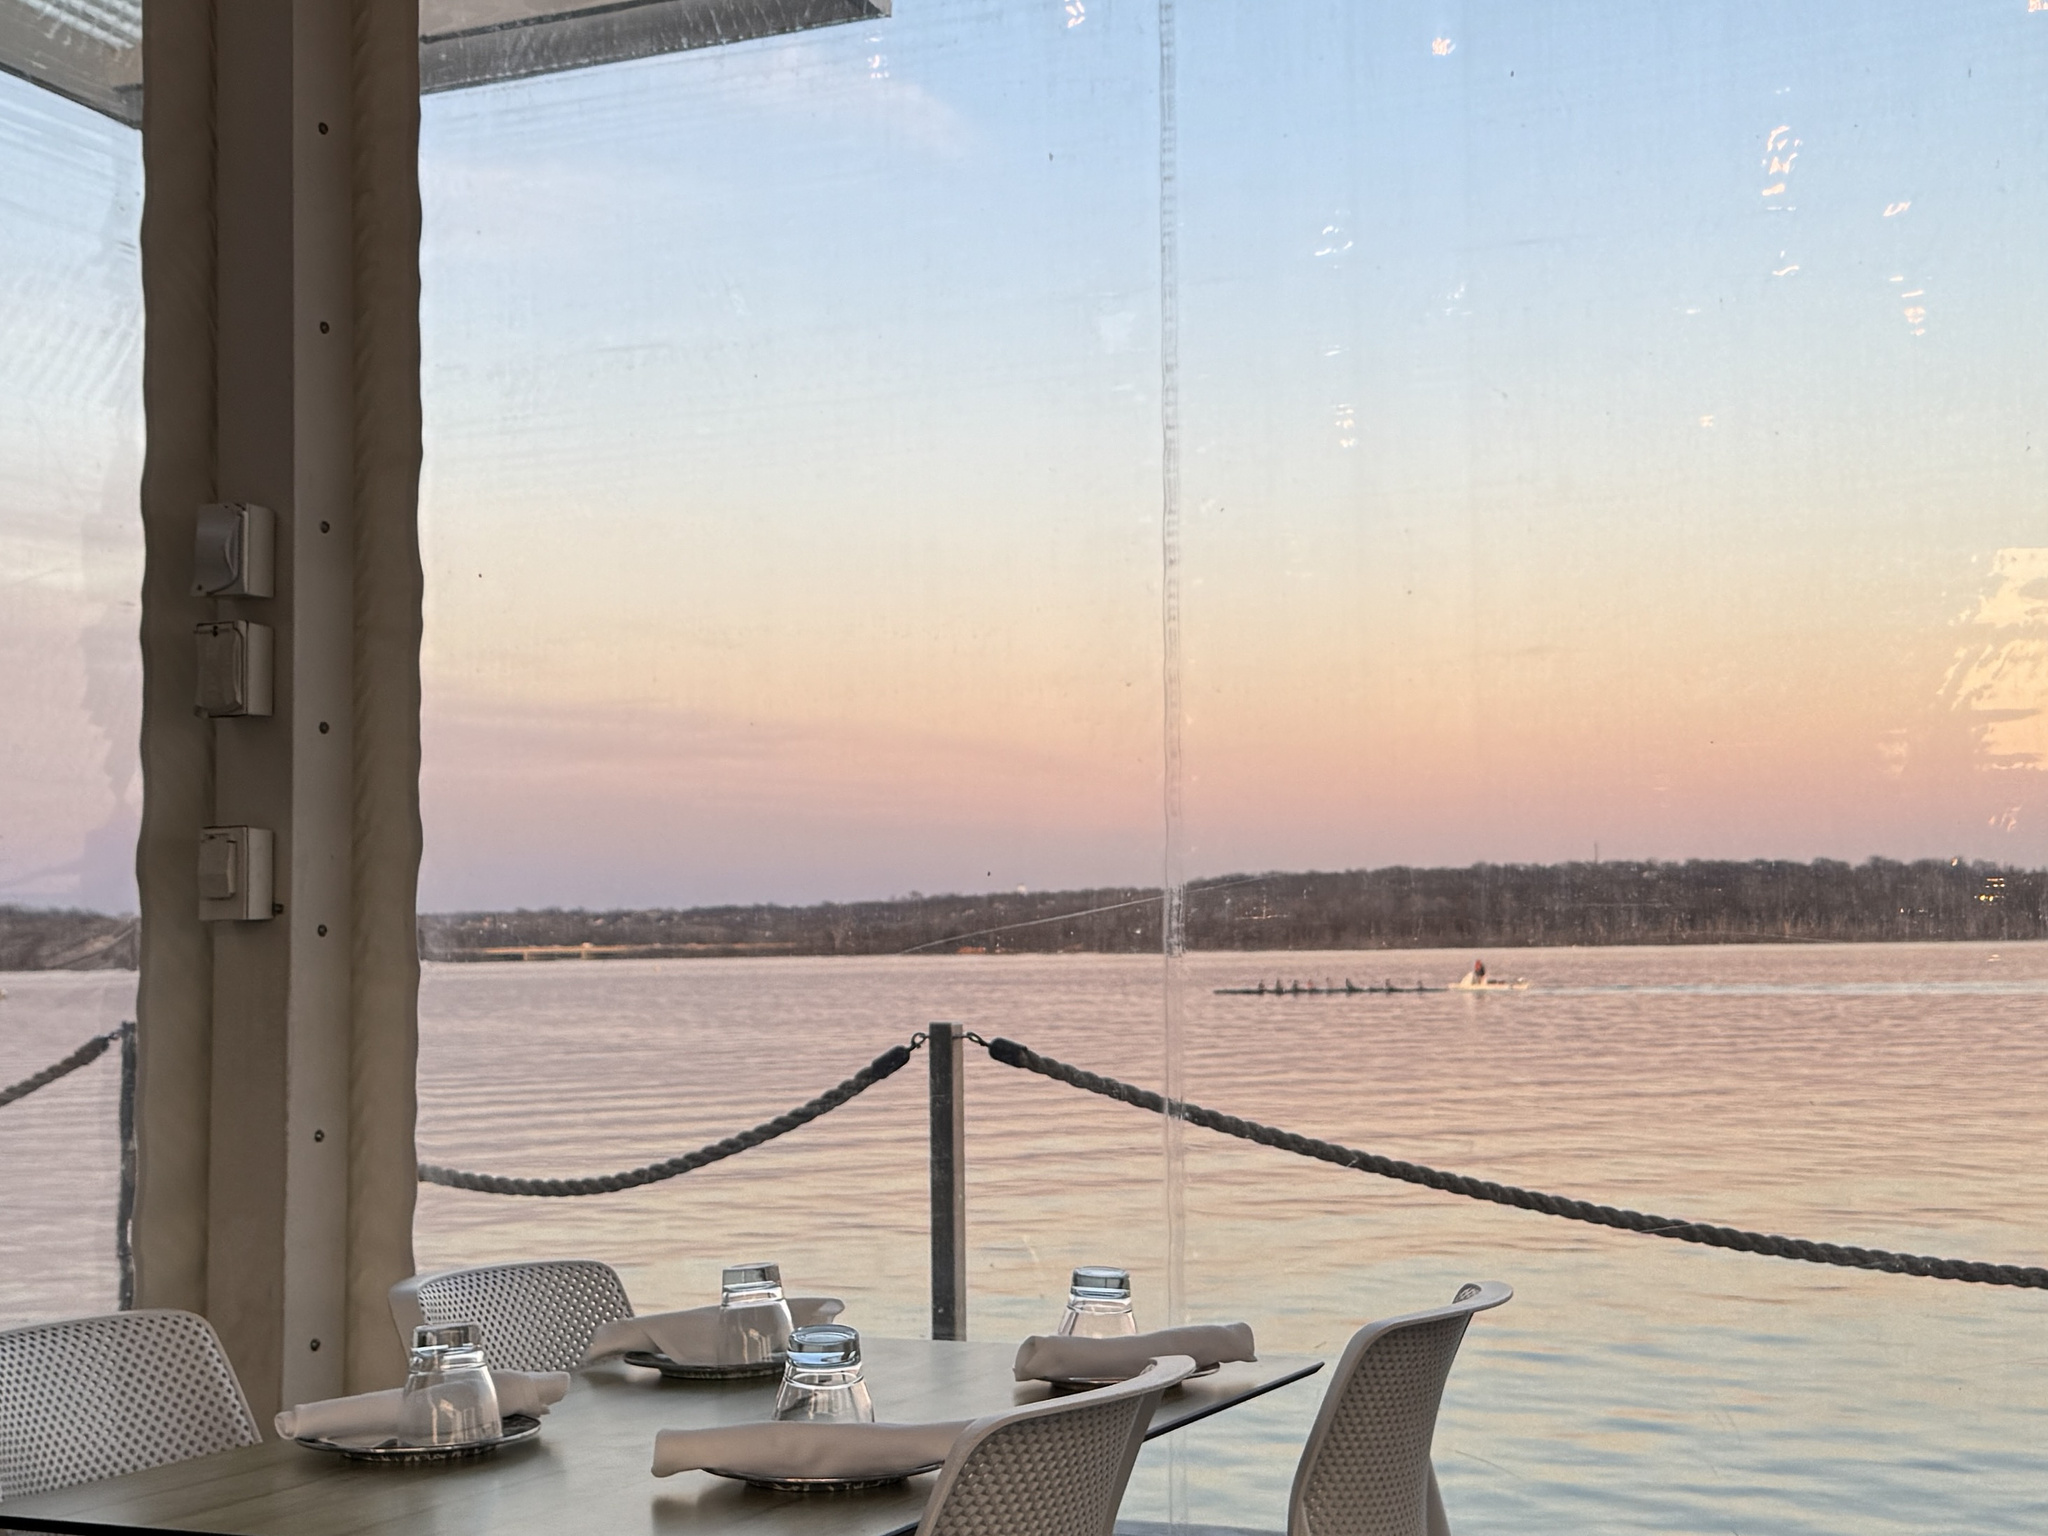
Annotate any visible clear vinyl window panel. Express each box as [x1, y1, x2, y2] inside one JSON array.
[[406, 5, 2046, 1536], [0, 67, 143, 1326]]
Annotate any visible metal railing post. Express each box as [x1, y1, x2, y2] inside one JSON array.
[[117, 1020, 137, 1310], [928, 1021, 967, 1340]]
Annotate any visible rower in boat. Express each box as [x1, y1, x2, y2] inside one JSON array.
[[1452, 958, 1530, 991]]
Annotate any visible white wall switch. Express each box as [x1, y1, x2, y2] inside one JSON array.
[[194, 621, 275, 717], [198, 826, 275, 921], [192, 502, 276, 598]]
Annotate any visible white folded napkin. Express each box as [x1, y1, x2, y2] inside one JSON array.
[[651, 1419, 969, 1480], [275, 1369, 569, 1443], [582, 1296, 844, 1367], [1012, 1323, 1256, 1383]]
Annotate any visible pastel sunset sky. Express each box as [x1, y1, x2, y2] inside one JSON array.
[[2, 0, 2045, 912]]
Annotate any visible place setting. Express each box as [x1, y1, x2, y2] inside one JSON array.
[[619, 1257, 955, 1493], [279, 1322, 568, 1463], [582, 1261, 848, 1382], [1013, 1265, 1256, 1390]]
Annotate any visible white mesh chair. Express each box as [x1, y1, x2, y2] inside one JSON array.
[[916, 1354, 1196, 1536], [1286, 1281, 1513, 1536], [389, 1260, 635, 1371], [0, 1309, 260, 1501]]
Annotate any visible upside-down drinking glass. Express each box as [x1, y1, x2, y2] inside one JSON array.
[[773, 1324, 876, 1423], [719, 1260, 794, 1365], [398, 1323, 502, 1447], [1057, 1266, 1138, 1337]]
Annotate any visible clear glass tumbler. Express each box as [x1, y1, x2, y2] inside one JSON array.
[[774, 1323, 876, 1423], [1057, 1266, 1138, 1337], [398, 1323, 502, 1447], [718, 1260, 794, 1366]]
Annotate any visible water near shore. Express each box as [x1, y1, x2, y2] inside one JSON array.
[[4, 944, 2045, 1534]]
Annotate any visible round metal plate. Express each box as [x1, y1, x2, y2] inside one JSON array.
[[623, 1349, 784, 1381], [296, 1412, 543, 1463], [1044, 1363, 1219, 1391], [709, 1462, 943, 1493]]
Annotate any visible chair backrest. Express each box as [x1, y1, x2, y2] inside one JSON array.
[[1287, 1281, 1512, 1536], [0, 1309, 260, 1501], [916, 1354, 1195, 1536], [389, 1260, 634, 1371]]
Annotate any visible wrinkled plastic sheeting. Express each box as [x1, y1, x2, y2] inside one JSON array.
[[0, 0, 889, 126], [421, 0, 890, 92], [0, 0, 142, 124]]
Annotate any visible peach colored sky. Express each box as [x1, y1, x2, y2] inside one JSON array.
[[409, 1, 2048, 907]]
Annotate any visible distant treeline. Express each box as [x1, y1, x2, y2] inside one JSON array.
[[0, 907, 138, 971], [3, 861, 2038, 972], [418, 858, 2045, 961]]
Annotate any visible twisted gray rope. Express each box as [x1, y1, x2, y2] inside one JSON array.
[[983, 1036, 2048, 1290], [0, 1025, 127, 1110], [418, 1042, 916, 1196]]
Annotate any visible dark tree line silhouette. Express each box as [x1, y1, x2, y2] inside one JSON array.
[[5, 860, 2035, 969], [0, 907, 138, 971], [415, 858, 2044, 960]]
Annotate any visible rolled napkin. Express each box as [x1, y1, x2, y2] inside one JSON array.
[[583, 1296, 844, 1367], [275, 1369, 569, 1443], [1013, 1323, 1256, 1383], [652, 1419, 969, 1481]]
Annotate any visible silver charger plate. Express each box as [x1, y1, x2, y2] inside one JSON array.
[[623, 1349, 784, 1381], [295, 1412, 543, 1463], [709, 1462, 944, 1493], [1044, 1362, 1220, 1391]]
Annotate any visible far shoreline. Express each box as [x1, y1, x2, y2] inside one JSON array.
[[5, 857, 2041, 971]]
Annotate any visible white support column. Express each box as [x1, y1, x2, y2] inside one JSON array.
[[137, 0, 422, 1423], [204, 0, 357, 1416]]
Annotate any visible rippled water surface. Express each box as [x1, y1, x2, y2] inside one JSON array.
[[4, 943, 2045, 1534]]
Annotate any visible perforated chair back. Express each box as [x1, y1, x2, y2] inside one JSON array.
[[0, 1309, 260, 1501], [1287, 1281, 1512, 1536], [389, 1260, 634, 1371], [916, 1354, 1195, 1536]]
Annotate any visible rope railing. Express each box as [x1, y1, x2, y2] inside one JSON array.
[[978, 1035, 2048, 1291], [1, 1022, 137, 1307], [17, 1022, 2041, 1293], [416, 1043, 916, 1195], [0, 1024, 128, 1109]]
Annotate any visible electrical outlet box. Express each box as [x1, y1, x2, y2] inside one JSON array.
[[192, 502, 275, 598], [194, 621, 274, 717], [198, 826, 275, 922]]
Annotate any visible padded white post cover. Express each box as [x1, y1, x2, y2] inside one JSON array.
[[0, 1311, 259, 1500]]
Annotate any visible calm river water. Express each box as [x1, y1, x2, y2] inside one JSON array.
[[3, 943, 2045, 1534]]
